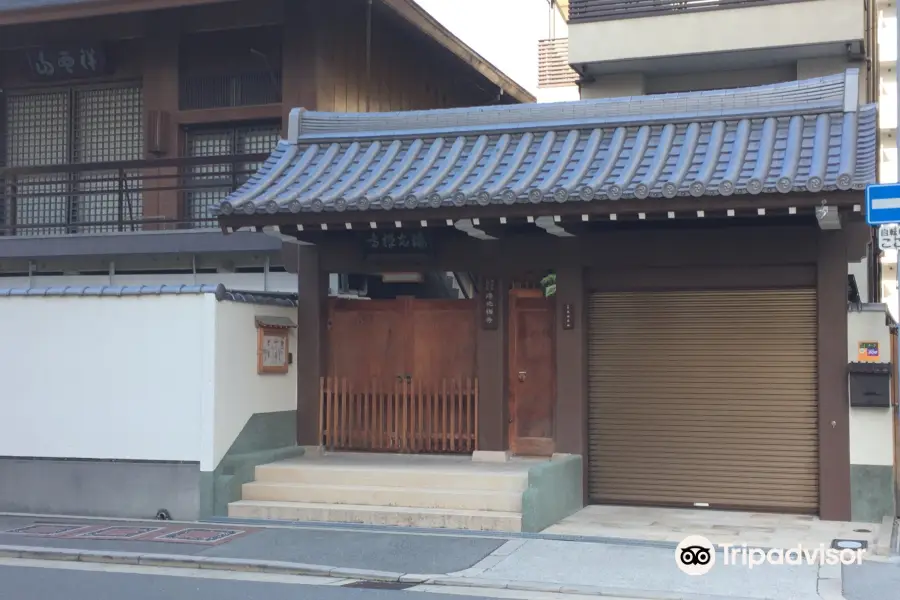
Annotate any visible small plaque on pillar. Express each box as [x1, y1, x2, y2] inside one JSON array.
[[563, 303, 574, 330], [481, 278, 499, 330]]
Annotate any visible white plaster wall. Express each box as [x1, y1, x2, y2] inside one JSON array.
[[210, 300, 297, 471], [536, 85, 579, 103], [849, 259, 869, 303], [847, 309, 896, 466], [0, 295, 207, 461], [569, 0, 863, 65]]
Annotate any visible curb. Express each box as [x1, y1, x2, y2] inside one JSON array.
[[0, 545, 403, 581], [0, 544, 744, 600], [874, 516, 894, 557]]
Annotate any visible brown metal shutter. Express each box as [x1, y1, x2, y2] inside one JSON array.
[[587, 289, 818, 513]]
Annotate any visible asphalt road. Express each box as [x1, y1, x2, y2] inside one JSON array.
[[0, 516, 505, 574], [0, 564, 496, 600]]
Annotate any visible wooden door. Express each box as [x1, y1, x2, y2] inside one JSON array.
[[410, 299, 477, 383], [508, 289, 556, 456], [322, 297, 478, 453], [327, 298, 411, 388]]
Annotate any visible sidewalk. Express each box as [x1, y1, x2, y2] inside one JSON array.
[[0, 513, 864, 600]]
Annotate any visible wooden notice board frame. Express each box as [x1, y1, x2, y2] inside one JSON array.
[[257, 327, 290, 375]]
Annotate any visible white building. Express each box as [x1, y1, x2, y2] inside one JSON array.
[[878, 0, 900, 318]]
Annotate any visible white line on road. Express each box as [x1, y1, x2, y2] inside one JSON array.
[[407, 584, 660, 600], [0, 557, 356, 586]]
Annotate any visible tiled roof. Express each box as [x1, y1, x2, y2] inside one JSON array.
[[0, 284, 298, 306], [0, 0, 89, 11], [216, 69, 876, 219]]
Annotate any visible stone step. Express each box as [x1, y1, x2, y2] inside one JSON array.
[[241, 482, 523, 512], [253, 462, 528, 492], [228, 500, 523, 532]]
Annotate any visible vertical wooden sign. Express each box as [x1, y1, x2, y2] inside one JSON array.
[[481, 278, 498, 330]]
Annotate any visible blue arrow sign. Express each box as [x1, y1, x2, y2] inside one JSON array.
[[866, 183, 900, 225]]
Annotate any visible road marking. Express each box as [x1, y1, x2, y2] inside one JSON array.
[[0, 512, 515, 542], [0, 557, 354, 586], [407, 584, 658, 600]]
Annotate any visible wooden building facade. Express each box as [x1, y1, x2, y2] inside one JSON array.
[[0, 0, 531, 237], [218, 70, 879, 522]]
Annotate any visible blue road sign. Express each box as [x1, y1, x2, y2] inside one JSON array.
[[866, 183, 900, 225]]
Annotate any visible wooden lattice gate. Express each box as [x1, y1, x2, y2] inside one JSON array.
[[320, 298, 478, 453]]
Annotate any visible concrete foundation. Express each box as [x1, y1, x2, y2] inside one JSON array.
[[850, 464, 897, 523], [200, 409, 302, 518], [0, 457, 201, 520]]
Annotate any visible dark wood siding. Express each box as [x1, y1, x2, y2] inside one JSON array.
[[1, 0, 514, 229]]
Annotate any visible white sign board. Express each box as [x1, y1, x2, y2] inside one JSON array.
[[878, 224, 900, 250]]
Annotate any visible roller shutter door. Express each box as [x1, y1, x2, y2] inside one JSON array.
[[587, 289, 818, 513]]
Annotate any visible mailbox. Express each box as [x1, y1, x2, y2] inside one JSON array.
[[848, 362, 892, 408]]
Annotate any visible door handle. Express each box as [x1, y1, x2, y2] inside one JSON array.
[[518, 371, 527, 382]]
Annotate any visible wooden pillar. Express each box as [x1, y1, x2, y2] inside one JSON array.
[[555, 267, 588, 503], [141, 24, 181, 224], [476, 277, 508, 451], [818, 229, 851, 520], [295, 244, 328, 446], [554, 267, 587, 456]]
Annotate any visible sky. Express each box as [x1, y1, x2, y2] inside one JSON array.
[[414, 0, 558, 96]]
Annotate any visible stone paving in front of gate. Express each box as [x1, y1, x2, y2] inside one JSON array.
[[543, 505, 880, 551], [450, 537, 826, 600]]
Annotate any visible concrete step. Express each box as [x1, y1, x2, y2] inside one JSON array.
[[253, 462, 528, 492], [228, 500, 523, 532], [241, 481, 523, 512]]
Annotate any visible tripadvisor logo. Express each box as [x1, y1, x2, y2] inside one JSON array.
[[676, 535, 715, 576], [676, 535, 866, 575]]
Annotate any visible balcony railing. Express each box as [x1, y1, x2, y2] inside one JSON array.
[[0, 153, 268, 237], [538, 38, 579, 88], [568, 0, 810, 23]]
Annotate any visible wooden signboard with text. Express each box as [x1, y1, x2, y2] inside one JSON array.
[[481, 278, 499, 330], [257, 328, 289, 374], [362, 230, 433, 260], [22, 44, 108, 82]]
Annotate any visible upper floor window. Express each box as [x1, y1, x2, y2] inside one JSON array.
[[179, 26, 282, 111]]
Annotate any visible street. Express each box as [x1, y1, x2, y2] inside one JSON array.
[[0, 559, 663, 600], [0, 514, 898, 599], [0, 561, 496, 600]]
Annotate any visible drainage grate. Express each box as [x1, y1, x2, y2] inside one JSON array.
[[342, 581, 418, 591]]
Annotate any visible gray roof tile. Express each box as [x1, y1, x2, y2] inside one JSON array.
[[216, 70, 875, 218], [0, 0, 90, 11], [0, 283, 298, 306]]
